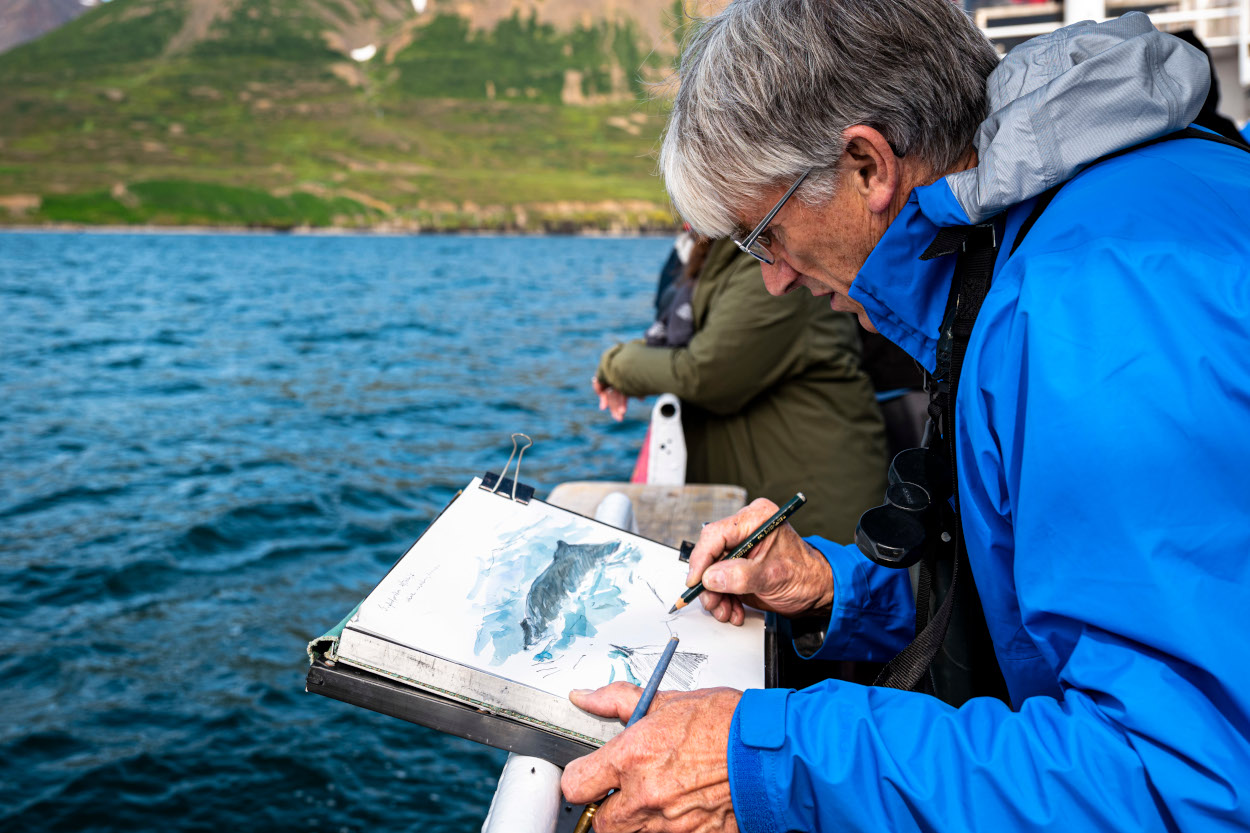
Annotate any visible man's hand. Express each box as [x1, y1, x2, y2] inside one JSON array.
[[688, 498, 834, 625], [561, 683, 741, 833], [592, 377, 629, 421]]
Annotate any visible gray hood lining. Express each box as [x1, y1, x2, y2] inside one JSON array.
[[946, 13, 1210, 223]]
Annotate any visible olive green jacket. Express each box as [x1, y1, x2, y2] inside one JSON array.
[[596, 239, 888, 543]]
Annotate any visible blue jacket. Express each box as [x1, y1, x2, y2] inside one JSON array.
[[727, 16, 1250, 832]]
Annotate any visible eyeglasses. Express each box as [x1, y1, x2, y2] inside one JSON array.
[[733, 168, 812, 264]]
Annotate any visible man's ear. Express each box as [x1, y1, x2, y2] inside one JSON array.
[[840, 125, 900, 216]]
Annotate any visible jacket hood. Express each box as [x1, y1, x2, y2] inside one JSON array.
[[937, 13, 1210, 224], [849, 15, 1213, 370]]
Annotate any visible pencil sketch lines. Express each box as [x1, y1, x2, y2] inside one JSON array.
[[608, 644, 708, 691]]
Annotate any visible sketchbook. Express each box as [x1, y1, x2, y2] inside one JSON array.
[[322, 476, 765, 749]]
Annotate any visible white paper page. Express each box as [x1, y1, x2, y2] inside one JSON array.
[[349, 478, 764, 698]]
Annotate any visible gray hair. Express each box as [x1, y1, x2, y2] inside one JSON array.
[[661, 0, 1000, 236]]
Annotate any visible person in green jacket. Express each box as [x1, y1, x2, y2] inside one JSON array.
[[593, 237, 887, 543]]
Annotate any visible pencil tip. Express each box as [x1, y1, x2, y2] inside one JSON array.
[[667, 604, 678, 614], [668, 600, 685, 614]]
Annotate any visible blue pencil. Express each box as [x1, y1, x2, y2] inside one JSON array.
[[626, 635, 680, 727], [573, 635, 680, 833]]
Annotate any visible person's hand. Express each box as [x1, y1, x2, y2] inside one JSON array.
[[592, 376, 629, 421], [561, 683, 741, 833], [688, 497, 834, 624]]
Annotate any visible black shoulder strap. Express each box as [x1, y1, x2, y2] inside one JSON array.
[[873, 221, 1002, 699]]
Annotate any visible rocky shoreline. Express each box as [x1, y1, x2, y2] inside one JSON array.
[[0, 222, 679, 236]]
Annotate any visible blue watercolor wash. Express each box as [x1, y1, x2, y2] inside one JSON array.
[[477, 604, 526, 664], [606, 646, 641, 686], [553, 610, 591, 651]]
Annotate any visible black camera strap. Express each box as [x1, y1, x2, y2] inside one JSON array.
[[873, 220, 999, 695], [872, 125, 1250, 700]]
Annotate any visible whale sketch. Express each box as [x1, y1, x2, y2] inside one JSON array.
[[520, 540, 621, 647], [468, 518, 643, 666]]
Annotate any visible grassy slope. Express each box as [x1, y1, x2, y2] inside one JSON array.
[[0, 0, 679, 230]]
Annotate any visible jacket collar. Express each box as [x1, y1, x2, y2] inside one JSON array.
[[847, 180, 965, 375]]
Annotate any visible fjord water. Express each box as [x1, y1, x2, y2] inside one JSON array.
[[0, 231, 668, 833]]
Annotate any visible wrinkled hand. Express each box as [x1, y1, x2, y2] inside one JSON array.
[[688, 497, 834, 625], [592, 377, 629, 421], [561, 683, 741, 833]]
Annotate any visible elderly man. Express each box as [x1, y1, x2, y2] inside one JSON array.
[[560, 0, 1250, 830]]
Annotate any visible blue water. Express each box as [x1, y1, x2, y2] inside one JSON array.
[[0, 231, 668, 833]]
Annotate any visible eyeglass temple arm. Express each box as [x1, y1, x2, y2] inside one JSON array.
[[745, 168, 812, 245]]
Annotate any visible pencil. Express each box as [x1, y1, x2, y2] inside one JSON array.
[[572, 635, 680, 833], [668, 492, 807, 614]]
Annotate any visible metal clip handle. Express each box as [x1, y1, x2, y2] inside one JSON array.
[[480, 433, 535, 504]]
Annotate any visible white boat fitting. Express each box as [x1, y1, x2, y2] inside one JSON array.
[[480, 751, 565, 833], [644, 393, 687, 486]]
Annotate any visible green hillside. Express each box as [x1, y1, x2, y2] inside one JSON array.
[[0, 0, 688, 231]]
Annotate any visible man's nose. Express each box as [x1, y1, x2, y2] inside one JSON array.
[[761, 259, 800, 296]]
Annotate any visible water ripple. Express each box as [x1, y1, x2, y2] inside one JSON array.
[[0, 231, 669, 833]]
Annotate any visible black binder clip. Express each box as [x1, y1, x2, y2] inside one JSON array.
[[854, 447, 952, 570], [480, 433, 535, 505]]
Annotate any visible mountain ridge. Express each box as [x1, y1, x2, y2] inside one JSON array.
[[0, 0, 96, 54], [0, 0, 719, 230]]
